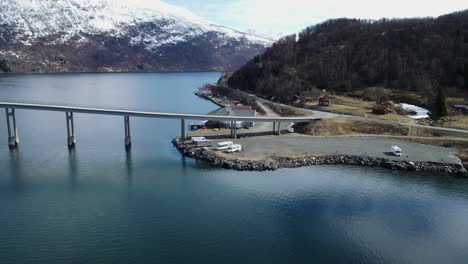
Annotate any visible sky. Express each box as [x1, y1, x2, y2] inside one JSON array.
[[165, 0, 467, 38]]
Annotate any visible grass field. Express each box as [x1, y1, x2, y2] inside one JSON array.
[[305, 95, 414, 123], [435, 115, 468, 130]]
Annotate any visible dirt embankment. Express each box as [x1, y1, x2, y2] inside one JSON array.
[[294, 119, 416, 136]]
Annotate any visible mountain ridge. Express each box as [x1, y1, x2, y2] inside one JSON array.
[[0, 0, 273, 73]]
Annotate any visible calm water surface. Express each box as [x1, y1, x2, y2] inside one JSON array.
[[1, 73, 468, 264]]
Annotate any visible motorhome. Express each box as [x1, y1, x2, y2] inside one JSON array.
[[224, 144, 242, 153], [216, 141, 233, 151], [191, 137, 213, 147], [391, 146, 402, 157]]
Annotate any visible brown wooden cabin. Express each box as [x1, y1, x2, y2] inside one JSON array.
[[372, 106, 390, 115], [318, 96, 332, 107]]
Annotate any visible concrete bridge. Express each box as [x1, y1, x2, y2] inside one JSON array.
[[0, 102, 316, 150]]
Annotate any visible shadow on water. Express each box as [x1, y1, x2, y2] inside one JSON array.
[[68, 148, 78, 191], [8, 147, 23, 192]]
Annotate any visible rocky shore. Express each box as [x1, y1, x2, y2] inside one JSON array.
[[173, 139, 468, 177]]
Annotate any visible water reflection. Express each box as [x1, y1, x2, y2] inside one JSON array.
[[125, 150, 133, 186], [8, 147, 23, 192], [180, 155, 188, 172], [68, 148, 78, 191]]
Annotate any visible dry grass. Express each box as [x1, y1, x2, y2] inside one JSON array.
[[294, 118, 467, 138], [447, 97, 468, 105], [294, 119, 411, 136], [435, 115, 468, 130], [333, 95, 374, 108], [264, 102, 310, 116], [304, 95, 414, 123], [307, 101, 414, 123]]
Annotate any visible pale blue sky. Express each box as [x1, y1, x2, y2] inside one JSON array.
[[165, 0, 467, 38]]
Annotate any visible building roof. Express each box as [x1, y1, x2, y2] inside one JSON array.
[[319, 95, 332, 101], [207, 107, 256, 117], [232, 103, 252, 110], [454, 105, 468, 109]]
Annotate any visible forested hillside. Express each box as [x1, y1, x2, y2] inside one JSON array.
[[225, 10, 468, 103]]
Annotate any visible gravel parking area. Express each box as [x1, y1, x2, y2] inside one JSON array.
[[207, 134, 460, 164]]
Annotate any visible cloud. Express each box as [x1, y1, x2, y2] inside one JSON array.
[[171, 0, 467, 37]]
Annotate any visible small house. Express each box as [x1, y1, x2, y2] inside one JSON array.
[[232, 103, 252, 110], [318, 96, 332, 107], [195, 86, 212, 96], [453, 105, 468, 114], [372, 106, 390, 115]]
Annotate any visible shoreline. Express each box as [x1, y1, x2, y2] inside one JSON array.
[[181, 84, 468, 176], [194, 93, 228, 108], [173, 138, 468, 177]]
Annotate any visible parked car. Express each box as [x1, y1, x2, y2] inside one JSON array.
[[224, 144, 242, 153], [391, 146, 402, 157]]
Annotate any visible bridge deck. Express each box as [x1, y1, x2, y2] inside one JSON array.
[[0, 102, 315, 123]]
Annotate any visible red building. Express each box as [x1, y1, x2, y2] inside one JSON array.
[[196, 86, 212, 96], [372, 106, 390, 115]]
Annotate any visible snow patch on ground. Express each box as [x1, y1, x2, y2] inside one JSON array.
[[0, 50, 23, 58], [399, 103, 431, 119]]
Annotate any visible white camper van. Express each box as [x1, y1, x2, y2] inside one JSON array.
[[391, 146, 402, 157], [216, 141, 233, 151], [191, 137, 213, 147], [224, 144, 242, 153]]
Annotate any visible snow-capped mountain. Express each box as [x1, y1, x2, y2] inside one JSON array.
[[0, 0, 274, 73]]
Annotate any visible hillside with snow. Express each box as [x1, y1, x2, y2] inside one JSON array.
[[0, 0, 274, 72]]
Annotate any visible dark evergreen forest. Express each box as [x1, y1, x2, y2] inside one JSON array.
[[226, 10, 468, 103]]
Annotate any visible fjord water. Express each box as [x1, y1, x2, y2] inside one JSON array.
[[1, 73, 468, 264]]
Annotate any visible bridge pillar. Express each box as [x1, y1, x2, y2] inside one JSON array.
[[66, 112, 76, 149], [5, 108, 19, 149], [277, 122, 282, 136], [233, 121, 237, 139], [124, 115, 131, 151], [273, 122, 276, 135], [181, 119, 186, 141]]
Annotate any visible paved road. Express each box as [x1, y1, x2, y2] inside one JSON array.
[[0, 101, 315, 123], [233, 88, 468, 134], [188, 101, 291, 138]]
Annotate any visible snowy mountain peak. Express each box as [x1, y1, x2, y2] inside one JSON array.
[[0, 0, 272, 73], [0, 0, 273, 48]]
